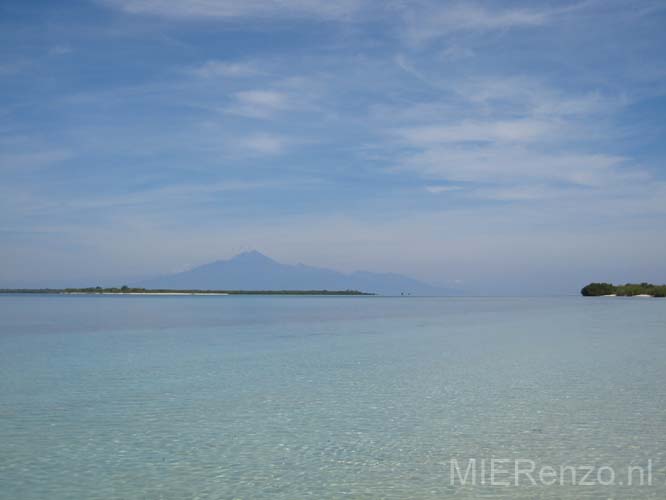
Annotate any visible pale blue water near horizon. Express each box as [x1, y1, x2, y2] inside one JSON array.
[[1, 295, 665, 499]]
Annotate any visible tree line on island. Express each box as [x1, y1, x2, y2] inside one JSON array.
[[581, 283, 666, 297]]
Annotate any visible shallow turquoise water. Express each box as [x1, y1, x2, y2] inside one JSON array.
[[1, 295, 665, 499]]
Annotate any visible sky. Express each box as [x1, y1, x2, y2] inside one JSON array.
[[1, 0, 665, 294]]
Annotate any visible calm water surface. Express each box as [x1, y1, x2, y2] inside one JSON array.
[[1, 295, 665, 499]]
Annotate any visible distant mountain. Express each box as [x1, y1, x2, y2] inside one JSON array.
[[136, 251, 453, 296]]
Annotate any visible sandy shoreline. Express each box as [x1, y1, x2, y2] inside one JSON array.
[[600, 294, 659, 298]]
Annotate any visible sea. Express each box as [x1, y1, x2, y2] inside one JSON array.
[[1, 295, 665, 499]]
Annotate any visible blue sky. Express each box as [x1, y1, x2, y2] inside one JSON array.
[[1, 0, 665, 293]]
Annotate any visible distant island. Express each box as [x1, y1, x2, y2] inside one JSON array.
[[135, 250, 453, 296], [581, 282, 666, 297], [0, 286, 373, 296], [0, 251, 453, 296]]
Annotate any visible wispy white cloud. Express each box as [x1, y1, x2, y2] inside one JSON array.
[[425, 185, 463, 194], [470, 184, 577, 201], [0, 150, 71, 170], [63, 180, 287, 209], [397, 144, 634, 187], [397, 119, 558, 145], [401, 2, 548, 45], [102, 0, 366, 20], [375, 65, 636, 200], [226, 90, 291, 118], [237, 133, 288, 155], [0, 179, 301, 218], [426, 183, 571, 201], [191, 60, 259, 78], [452, 77, 623, 117], [439, 44, 475, 61]]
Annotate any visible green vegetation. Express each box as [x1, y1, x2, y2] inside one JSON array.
[[0, 287, 373, 296], [581, 282, 666, 297]]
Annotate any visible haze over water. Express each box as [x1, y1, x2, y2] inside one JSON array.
[[1, 295, 665, 499]]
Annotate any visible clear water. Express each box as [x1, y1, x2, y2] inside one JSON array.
[[1, 295, 665, 499]]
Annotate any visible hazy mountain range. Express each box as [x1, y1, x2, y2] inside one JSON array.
[[137, 251, 453, 296]]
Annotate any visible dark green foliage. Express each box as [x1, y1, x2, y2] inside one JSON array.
[[581, 282, 666, 297], [581, 283, 615, 296]]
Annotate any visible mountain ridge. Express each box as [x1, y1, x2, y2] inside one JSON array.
[[136, 251, 453, 296]]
